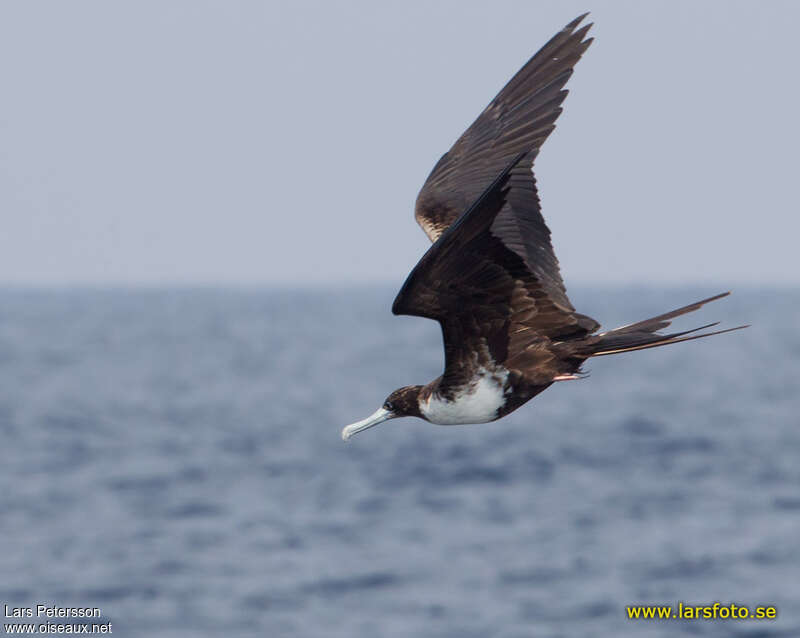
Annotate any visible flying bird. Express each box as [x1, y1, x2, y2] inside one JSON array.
[[342, 14, 746, 441]]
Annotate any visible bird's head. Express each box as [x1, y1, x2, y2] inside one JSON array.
[[341, 385, 424, 441]]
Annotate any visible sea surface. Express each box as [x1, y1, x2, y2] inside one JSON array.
[[0, 286, 798, 638]]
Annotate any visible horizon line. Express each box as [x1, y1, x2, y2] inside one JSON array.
[[0, 280, 796, 293]]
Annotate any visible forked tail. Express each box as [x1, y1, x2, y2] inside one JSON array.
[[588, 292, 748, 357]]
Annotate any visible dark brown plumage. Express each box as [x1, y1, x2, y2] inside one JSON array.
[[341, 14, 746, 441], [414, 13, 593, 246]]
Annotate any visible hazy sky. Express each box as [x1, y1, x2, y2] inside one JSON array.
[[1, 1, 798, 287]]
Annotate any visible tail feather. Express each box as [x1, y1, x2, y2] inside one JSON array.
[[591, 324, 749, 357], [602, 292, 730, 335], [588, 292, 748, 357]]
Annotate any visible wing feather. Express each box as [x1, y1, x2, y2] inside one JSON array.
[[414, 14, 594, 246], [395, 153, 597, 345], [398, 16, 599, 389]]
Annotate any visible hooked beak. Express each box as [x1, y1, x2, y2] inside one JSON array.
[[341, 407, 395, 441]]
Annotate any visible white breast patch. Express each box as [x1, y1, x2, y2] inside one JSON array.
[[420, 368, 508, 425]]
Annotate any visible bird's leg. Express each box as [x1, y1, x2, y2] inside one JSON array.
[[553, 370, 590, 382], [553, 374, 580, 381]]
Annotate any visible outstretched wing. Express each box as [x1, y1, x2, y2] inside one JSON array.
[[394, 153, 598, 389], [415, 13, 593, 243]]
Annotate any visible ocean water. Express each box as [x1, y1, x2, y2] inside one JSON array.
[[0, 286, 798, 638]]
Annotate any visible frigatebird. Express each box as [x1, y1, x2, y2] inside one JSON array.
[[342, 14, 745, 441]]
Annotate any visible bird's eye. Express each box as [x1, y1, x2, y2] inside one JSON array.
[[384, 401, 394, 411]]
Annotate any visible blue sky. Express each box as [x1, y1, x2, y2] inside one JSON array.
[[1, 1, 798, 286]]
